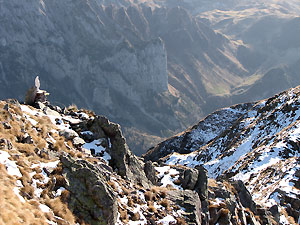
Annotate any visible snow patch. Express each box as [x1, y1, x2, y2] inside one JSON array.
[[0, 150, 22, 177]]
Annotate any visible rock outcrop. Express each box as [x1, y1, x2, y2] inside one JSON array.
[[61, 154, 118, 225], [87, 116, 152, 188]]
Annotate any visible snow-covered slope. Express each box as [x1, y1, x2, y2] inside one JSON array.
[[148, 86, 300, 224]]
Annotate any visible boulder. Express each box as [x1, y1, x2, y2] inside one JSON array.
[[61, 154, 118, 225], [72, 137, 85, 147], [167, 189, 202, 225], [144, 161, 158, 185], [181, 167, 199, 190], [59, 129, 79, 140]]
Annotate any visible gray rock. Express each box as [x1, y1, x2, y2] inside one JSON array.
[[43, 107, 61, 117], [72, 137, 85, 146], [167, 189, 202, 225], [61, 154, 118, 225], [232, 180, 257, 213], [59, 129, 79, 140], [144, 161, 158, 185], [181, 167, 199, 190], [2, 122, 11, 129], [89, 116, 152, 188]]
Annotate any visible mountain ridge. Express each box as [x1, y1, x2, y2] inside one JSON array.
[[145, 85, 300, 224], [0, 95, 280, 224]]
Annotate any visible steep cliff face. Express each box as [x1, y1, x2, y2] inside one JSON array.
[[0, 0, 168, 102], [0, 0, 255, 155]]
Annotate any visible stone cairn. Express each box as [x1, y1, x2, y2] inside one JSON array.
[[25, 76, 49, 106]]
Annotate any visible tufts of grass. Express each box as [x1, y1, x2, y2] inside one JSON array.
[[176, 217, 187, 225], [147, 202, 157, 213], [158, 199, 170, 210], [118, 206, 128, 222], [20, 185, 35, 200], [44, 197, 76, 223], [131, 212, 140, 221], [144, 191, 155, 202], [60, 189, 70, 203]]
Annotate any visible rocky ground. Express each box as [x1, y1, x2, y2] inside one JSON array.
[[0, 97, 280, 224]]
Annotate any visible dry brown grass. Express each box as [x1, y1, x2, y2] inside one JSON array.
[[19, 168, 32, 186], [150, 186, 168, 198], [150, 186, 169, 198], [173, 179, 181, 185], [147, 202, 157, 213], [44, 197, 76, 223], [32, 166, 42, 174], [52, 138, 67, 152], [127, 196, 134, 207], [53, 174, 66, 187], [18, 144, 36, 157], [121, 186, 130, 196], [0, 164, 49, 225], [131, 194, 144, 205], [0, 103, 84, 224], [220, 208, 230, 217], [76, 152, 83, 158], [52, 164, 63, 175], [86, 157, 100, 164], [144, 191, 155, 201], [176, 217, 187, 225], [118, 206, 129, 222], [108, 180, 119, 192], [32, 173, 44, 182], [20, 185, 35, 200], [208, 179, 219, 188], [131, 212, 140, 221], [68, 150, 76, 157], [158, 199, 170, 210], [60, 190, 70, 203]]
